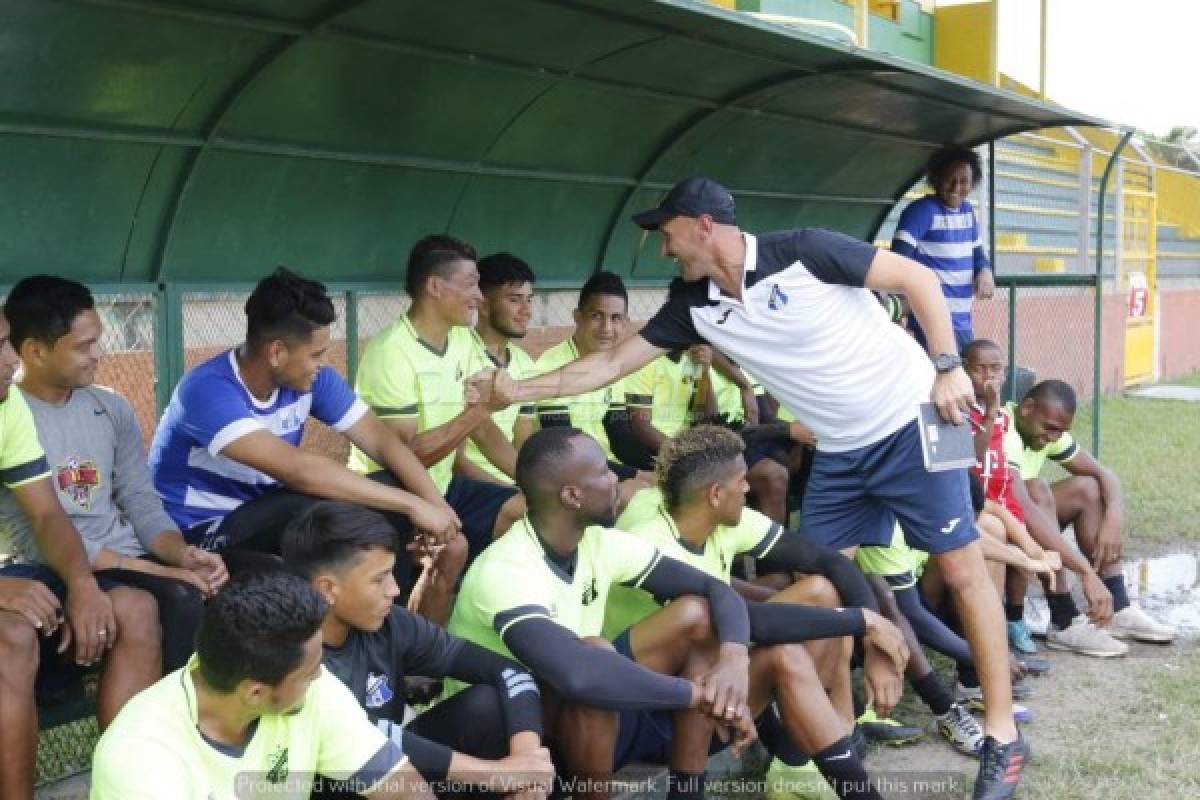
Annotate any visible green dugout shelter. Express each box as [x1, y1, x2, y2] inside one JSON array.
[[0, 0, 1104, 289]]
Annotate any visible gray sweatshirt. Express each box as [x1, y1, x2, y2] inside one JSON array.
[[0, 385, 177, 564]]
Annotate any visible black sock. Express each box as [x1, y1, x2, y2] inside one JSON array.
[[666, 770, 705, 800], [911, 670, 954, 716], [1006, 602, 1025, 622], [757, 706, 811, 767], [812, 737, 883, 800], [1047, 591, 1080, 630], [1103, 574, 1131, 612], [957, 663, 979, 689]]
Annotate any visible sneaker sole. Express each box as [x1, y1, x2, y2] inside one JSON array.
[[937, 728, 982, 757], [1045, 638, 1128, 657], [1110, 628, 1176, 644]]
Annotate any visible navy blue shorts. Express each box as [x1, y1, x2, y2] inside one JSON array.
[[444, 475, 518, 562], [611, 630, 674, 768], [609, 630, 728, 769], [0, 562, 125, 700], [801, 418, 978, 555]]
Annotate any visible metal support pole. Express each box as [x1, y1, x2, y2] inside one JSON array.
[[1039, 0, 1048, 99], [346, 290, 360, 385], [154, 283, 185, 415], [1093, 129, 1134, 456], [990, 140, 1016, 394]]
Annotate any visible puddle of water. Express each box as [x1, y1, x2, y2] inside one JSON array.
[[1127, 551, 1200, 634], [1021, 551, 1200, 637]]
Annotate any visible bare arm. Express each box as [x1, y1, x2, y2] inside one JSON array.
[[1010, 475, 1090, 576], [453, 445, 506, 485], [513, 335, 663, 404], [513, 415, 536, 452], [343, 413, 445, 504], [465, 418, 519, 480], [628, 405, 668, 455], [709, 349, 757, 424], [863, 249, 973, 424], [221, 429, 457, 539], [984, 499, 1045, 561], [381, 408, 492, 473]]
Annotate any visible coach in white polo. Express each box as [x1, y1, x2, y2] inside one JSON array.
[[484, 177, 1028, 800]]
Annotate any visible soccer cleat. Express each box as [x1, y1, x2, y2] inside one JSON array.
[[1110, 605, 1177, 643], [936, 702, 984, 756], [972, 734, 1030, 800], [1016, 656, 1051, 677], [955, 683, 1034, 724], [765, 758, 836, 800], [850, 724, 868, 762], [856, 708, 923, 745], [1007, 620, 1038, 654], [1046, 615, 1129, 657]]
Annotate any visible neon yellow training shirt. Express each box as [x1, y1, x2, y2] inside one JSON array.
[[463, 338, 537, 481], [603, 488, 783, 639], [90, 657, 404, 800], [533, 337, 627, 460], [445, 516, 660, 696], [350, 316, 477, 492]]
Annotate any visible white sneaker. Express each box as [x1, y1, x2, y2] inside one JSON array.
[[1110, 605, 1177, 643], [1046, 615, 1129, 657], [936, 702, 984, 756]]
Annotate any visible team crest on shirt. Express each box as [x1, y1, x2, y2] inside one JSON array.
[[767, 283, 789, 311], [55, 458, 101, 511], [365, 672, 394, 709], [265, 746, 289, 783], [581, 576, 599, 606]]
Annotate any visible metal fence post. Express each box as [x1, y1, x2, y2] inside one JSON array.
[[1094, 129, 1134, 457], [156, 283, 185, 414], [346, 290, 360, 385]]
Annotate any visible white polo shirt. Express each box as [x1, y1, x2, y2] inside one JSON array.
[[638, 229, 934, 452]]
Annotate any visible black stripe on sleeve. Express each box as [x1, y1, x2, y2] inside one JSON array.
[[371, 404, 419, 418], [0, 456, 50, 487], [493, 604, 552, 635], [347, 740, 406, 792]]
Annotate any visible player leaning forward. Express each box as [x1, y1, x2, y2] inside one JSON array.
[[473, 177, 1029, 800]]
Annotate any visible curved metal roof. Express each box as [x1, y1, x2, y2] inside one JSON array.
[[0, 0, 1105, 284]]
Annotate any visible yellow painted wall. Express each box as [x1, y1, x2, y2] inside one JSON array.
[[1156, 169, 1200, 240], [934, 1, 994, 84]]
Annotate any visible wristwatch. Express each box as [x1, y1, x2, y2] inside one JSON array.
[[932, 352, 963, 374]]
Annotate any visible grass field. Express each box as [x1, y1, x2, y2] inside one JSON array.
[[1047, 373, 1200, 549]]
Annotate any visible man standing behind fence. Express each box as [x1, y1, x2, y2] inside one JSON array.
[[891, 146, 994, 354]]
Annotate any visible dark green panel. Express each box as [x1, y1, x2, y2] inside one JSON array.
[[481, 86, 692, 176], [163, 152, 469, 281], [579, 38, 787, 102], [447, 179, 629, 282], [0, 136, 175, 282], [0, 0, 272, 129], [340, 0, 653, 75], [220, 39, 552, 161], [177, 0, 332, 21]]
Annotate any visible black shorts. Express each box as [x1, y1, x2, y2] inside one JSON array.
[[443, 476, 518, 562], [0, 562, 125, 701]]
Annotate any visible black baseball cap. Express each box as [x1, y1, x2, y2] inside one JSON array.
[[632, 176, 736, 230]]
